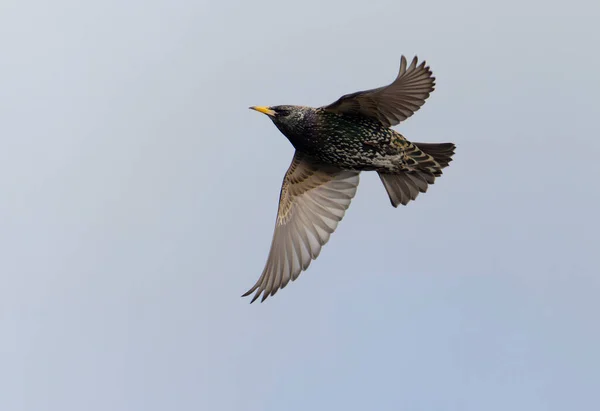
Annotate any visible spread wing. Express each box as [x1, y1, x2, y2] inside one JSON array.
[[243, 151, 360, 303], [321, 55, 435, 127]]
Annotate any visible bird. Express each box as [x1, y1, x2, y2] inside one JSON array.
[[244, 55, 455, 303]]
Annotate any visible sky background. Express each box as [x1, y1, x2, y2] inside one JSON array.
[[1, 0, 599, 410]]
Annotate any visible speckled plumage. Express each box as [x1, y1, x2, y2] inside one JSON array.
[[244, 55, 456, 303], [269, 106, 434, 173]]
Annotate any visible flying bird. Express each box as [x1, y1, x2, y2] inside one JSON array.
[[245, 56, 455, 303]]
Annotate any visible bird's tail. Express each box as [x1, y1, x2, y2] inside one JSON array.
[[378, 142, 455, 207]]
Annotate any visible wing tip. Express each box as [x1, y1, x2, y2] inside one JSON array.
[[241, 284, 262, 303], [398, 55, 434, 81]]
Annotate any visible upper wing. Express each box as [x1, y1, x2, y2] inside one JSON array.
[[321, 55, 435, 127], [243, 151, 360, 303]]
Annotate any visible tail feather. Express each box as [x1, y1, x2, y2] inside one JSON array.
[[379, 171, 430, 206], [378, 142, 455, 208], [414, 142, 455, 168]]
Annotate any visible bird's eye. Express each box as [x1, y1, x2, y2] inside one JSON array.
[[276, 109, 290, 117]]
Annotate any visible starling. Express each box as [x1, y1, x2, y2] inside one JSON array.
[[244, 55, 455, 303]]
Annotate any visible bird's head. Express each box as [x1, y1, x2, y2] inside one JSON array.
[[249, 105, 311, 136]]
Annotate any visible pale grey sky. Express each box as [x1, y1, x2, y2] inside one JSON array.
[[1, 0, 599, 410]]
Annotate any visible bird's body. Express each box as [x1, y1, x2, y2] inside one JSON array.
[[273, 107, 398, 171], [272, 106, 447, 174], [245, 56, 455, 303]]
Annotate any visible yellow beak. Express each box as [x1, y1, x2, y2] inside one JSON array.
[[249, 106, 276, 117]]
